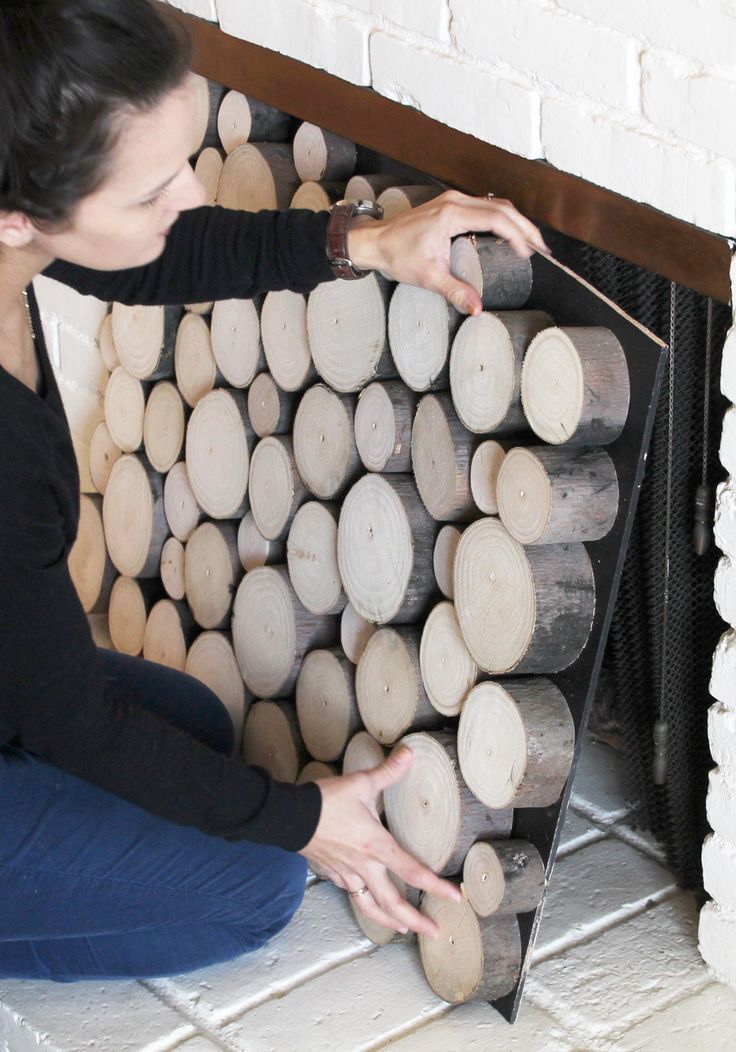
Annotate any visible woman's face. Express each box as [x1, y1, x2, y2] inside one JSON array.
[[31, 76, 207, 270]]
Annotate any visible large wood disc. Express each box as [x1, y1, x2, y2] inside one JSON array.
[[296, 648, 360, 761], [103, 454, 168, 578], [387, 283, 458, 392], [68, 494, 115, 614], [292, 384, 360, 499], [340, 602, 376, 664], [218, 143, 300, 211], [217, 90, 291, 153], [191, 76, 226, 152], [89, 420, 122, 496], [356, 626, 440, 745], [163, 461, 203, 542], [354, 380, 416, 473], [112, 303, 181, 380], [143, 381, 185, 473], [342, 730, 386, 814], [463, 839, 545, 918], [247, 371, 294, 438], [236, 510, 285, 571], [242, 699, 306, 782], [98, 312, 119, 372], [142, 598, 195, 671], [175, 313, 219, 409], [411, 393, 478, 521], [433, 524, 462, 600], [108, 576, 163, 656], [160, 536, 186, 601], [249, 435, 307, 541], [293, 122, 357, 182], [470, 440, 506, 515], [377, 185, 441, 219], [261, 291, 315, 392], [290, 180, 344, 212], [185, 631, 250, 746], [184, 521, 241, 629], [210, 298, 263, 389], [104, 366, 147, 453], [419, 601, 478, 717], [450, 235, 532, 310], [287, 501, 345, 615], [185, 389, 254, 519], [193, 145, 224, 206]]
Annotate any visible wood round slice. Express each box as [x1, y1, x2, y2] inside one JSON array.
[[296, 648, 360, 761], [112, 303, 181, 380], [297, 760, 337, 783], [217, 90, 291, 153], [411, 393, 479, 521], [211, 298, 263, 389], [419, 893, 521, 1003], [356, 626, 441, 745], [237, 510, 285, 571], [242, 699, 306, 783], [249, 435, 308, 541], [345, 173, 406, 202], [292, 384, 360, 499], [453, 518, 595, 674], [450, 235, 532, 310], [337, 473, 437, 624], [185, 389, 254, 519], [470, 441, 506, 516], [340, 603, 376, 664], [104, 366, 147, 453], [143, 598, 196, 671], [184, 520, 241, 629], [160, 536, 185, 601], [98, 312, 119, 372], [463, 839, 545, 917], [191, 76, 226, 152], [68, 494, 115, 614], [307, 273, 393, 393], [433, 525, 462, 600], [90, 421, 122, 495], [247, 371, 295, 438], [419, 601, 478, 717], [143, 381, 185, 473], [287, 501, 346, 615], [342, 730, 387, 814], [185, 631, 250, 745], [293, 122, 357, 182], [261, 291, 315, 392], [194, 146, 224, 205], [377, 185, 441, 219], [355, 380, 416, 473], [349, 871, 410, 946], [103, 454, 168, 578], [108, 576, 163, 656], [290, 180, 344, 212], [175, 313, 220, 409], [218, 143, 300, 211], [458, 678, 575, 808], [184, 301, 214, 316], [164, 461, 203, 542], [387, 283, 458, 392], [520, 326, 630, 446]]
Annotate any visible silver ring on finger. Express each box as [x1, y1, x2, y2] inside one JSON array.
[[349, 885, 369, 897]]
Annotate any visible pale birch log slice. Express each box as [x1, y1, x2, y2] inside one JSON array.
[[191, 76, 227, 152], [143, 381, 185, 473], [90, 421, 122, 496], [419, 601, 478, 718], [345, 173, 408, 202], [210, 298, 264, 389], [296, 648, 361, 761], [290, 180, 344, 212], [261, 291, 316, 393], [103, 454, 168, 578], [497, 446, 619, 545], [164, 461, 204, 542], [185, 630, 251, 746], [175, 313, 222, 409], [433, 524, 462, 600], [108, 576, 163, 656], [297, 760, 337, 783], [184, 520, 242, 629], [463, 839, 545, 917], [384, 730, 513, 876], [184, 301, 214, 316], [237, 510, 285, 571], [449, 310, 552, 434], [160, 536, 186, 601], [350, 871, 412, 946], [143, 598, 196, 672], [454, 518, 595, 674], [112, 303, 182, 381], [520, 326, 630, 446], [356, 626, 442, 746], [337, 473, 437, 624], [450, 235, 532, 310], [249, 435, 308, 541], [411, 393, 479, 522], [193, 145, 224, 206], [218, 143, 300, 211], [217, 90, 291, 154], [247, 372, 296, 438], [287, 501, 346, 615], [340, 603, 376, 664], [470, 441, 507, 516], [458, 678, 575, 808], [387, 283, 459, 393], [377, 185, 442, 219], [292, 384, 360, 499], [355, 380, 416, 473], [185, 389, 254, 519], [69, 494, 115, 614], [293, 122, 357, 182], [104, 366, 147, 453], [242, 699, 307, 783], [98, 312, 119, 372], [342, 729, 387, 814], [232, 565, 337, 697], [307, 273, 394, 394], [419, 893, 521, 1003]]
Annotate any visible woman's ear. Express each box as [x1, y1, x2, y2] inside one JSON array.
[[0, 212, 35, 249]]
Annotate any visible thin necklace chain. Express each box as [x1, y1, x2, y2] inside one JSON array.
[[0, 289, 35, 352]]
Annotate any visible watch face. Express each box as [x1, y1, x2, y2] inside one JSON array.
[[337, 198, 384, 220]]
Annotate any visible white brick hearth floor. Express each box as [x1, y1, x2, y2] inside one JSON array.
[[3, 734, 736, 1051]]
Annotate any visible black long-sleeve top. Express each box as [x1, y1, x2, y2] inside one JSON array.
[[0, 206, 336, 852]]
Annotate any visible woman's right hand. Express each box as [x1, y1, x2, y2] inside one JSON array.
[[299, 746, 461, 937]]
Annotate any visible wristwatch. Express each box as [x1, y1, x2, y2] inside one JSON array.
[[326, 199, 384, 280]]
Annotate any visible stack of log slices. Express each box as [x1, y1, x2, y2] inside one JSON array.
[[70, 75, 629, 1007]]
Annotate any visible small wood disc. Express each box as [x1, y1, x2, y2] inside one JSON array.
[[411, 393, 478, 521], [297, 760, 336, 783], [261, 291, 315, 392], [290, 180, 344, 212], [160, 535, 186, 601], [354, 380, 416, 473], [211, 298, 263, 389], [247, 371, 293, 438], [349, 871, 409, 946], [296, 648, 360, 761], [90, 421, 122, 495], [340, 603, 376, 664], [293, 122, 357, 182], [217, 90, 291, 153], [287, 501, 345, 615], [175, 313, 218, 409], [191, 75, 225, 152], [185, 389, 253, 519], [470, 441, 506, 516], [387, 283, 457, 392], [463, 840, 545, 917], [103, 454, 168, 578], [98, 312, 119, 372], [342, 730, 387, 814], [356, 626, 439, 745], [376, 185, 440, 219], [112, 303, 180, 380], [249, 435, 307, 541], [104, 366, 146, 453], [236, 510, 285, 571], [163, 461, 203, 542], [292, 384, 359, 500], [184, 521, 241, 629], [185, 631, 249, 745], [218, 143, 300, 211], [193, 146, 224, 206], [143, 381, 185, 473], [143, 598, 194, 671], [68, 494, 115, 613], [242, 699, 305, 782], [433, 525, 462, 599], [450, 235, 532, 310], [345, 173, 404, 201], [419, 601, 477, 717], [108, 576, 162, 656]]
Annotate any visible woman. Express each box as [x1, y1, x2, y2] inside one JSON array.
[[0, 0, 549, 981]]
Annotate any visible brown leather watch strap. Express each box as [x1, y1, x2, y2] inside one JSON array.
[[326, 199, 382, 280]]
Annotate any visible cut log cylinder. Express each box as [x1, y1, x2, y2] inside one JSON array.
[[433, 524, 462, 600], [292, 384, 361, 500], [454, 518, 595, 674], [458, 678, 575, 808], [143, 380, 186, 473], [247, 371, 296, 438], [377, 184, 441, 219], [290, 180, 345, 212], [354, 380, 416, 473], [185, 388, 254, 519], [236, 510, 285, 571], [340, 602, 376, 664], [217, 90, 291, 153], [419, 892, 521, 1003], [356, 625, 443, 745], [249, 435, 308, 541], [463, 840, 546, 918], [470, 440, 507, 516], [450, 235, 532, 310], [293, 122, 357, 182], [104, 366, 148, 453], [184, 520, 242, 629], [387, 283, 459, 393], [297, 760, 337, 783], [337, 473, 438, 624], [232, 565, 338, 697], [112, 303, 182, 381], [345, 173, 409, 202], [218, 143, 301, 211], [261, 291, 316, 392], [175, 313, 223, 409], [497, 446, 619, 545], [185, 631, 251, 747], [419, 601, 478, 718], [103, 454, 168, 578], [192, 76, 227, 152], [142, 598, 197, 672], [449, 310, 553, 434], [108, 575, 164, 656], [307, 273, 395, 393], [193, 145, 224, 206], [242, 699, 308, 783], [287, 501, 346, 615], [520, 326, 630, 446], [342, 729, 387, 815], [68, 494, 116, 614], [296, 648, 361, 761], [163, 461, 204, 542], [411, 393, 479, 521], [210, 298, 264, 389], [160, 535, 186, 601], [89, 420, 122, 496], [98, 312, 119, 372], [384, 730, 513, 876]]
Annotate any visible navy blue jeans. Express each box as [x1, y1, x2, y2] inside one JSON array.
[[0, 649, 307, 981]]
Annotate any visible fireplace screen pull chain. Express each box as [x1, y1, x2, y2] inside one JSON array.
[[693, 297, 714, 556]]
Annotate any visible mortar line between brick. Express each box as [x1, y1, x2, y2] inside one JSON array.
[[140, 980, 243, 1052]]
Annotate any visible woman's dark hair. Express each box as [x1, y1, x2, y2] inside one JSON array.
[[0, 0, 192, 226]]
